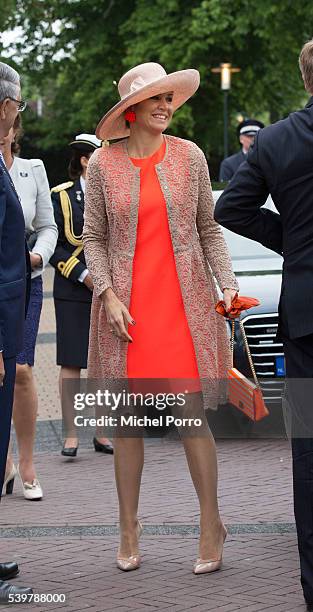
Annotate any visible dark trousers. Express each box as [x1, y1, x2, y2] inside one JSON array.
[[281, 327, 313, 603], [0, 358, 16, 498]]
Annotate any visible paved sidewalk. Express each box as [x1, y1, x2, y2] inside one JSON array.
[[0, 441, 303, 612], [0, 268, 307, 611]]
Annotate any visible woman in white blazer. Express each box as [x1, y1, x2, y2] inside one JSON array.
[[0, 115, 57, 500]]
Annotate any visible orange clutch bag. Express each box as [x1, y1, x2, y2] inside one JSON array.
[[215, 294, 269, 422]]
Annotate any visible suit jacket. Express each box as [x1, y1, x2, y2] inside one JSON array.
[[10, 157, 58, 278], [50, 178, 91, 303], [0, 156, 27, 358], [214, 96, 313, 339], [218, 150, 246, 181], [83, 135, 238, 410]]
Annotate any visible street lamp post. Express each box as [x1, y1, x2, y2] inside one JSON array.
[[223, 87, 229, 159], [211, 62, 241, 159]]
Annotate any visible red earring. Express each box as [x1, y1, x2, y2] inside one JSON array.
[[125, 110, 136, 123]]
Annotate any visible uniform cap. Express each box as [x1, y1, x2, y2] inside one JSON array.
[[69, 133, 102, 152], [237, 119, 264, 137]]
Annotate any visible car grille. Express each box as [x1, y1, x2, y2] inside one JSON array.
[[242, 313, 285, 402]]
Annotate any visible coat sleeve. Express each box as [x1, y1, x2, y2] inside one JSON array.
[[30, 160, 58, 269], [49, 191, 86, 282], [196, 148, 239, 292], [83, 150, 113, 298], [0, 171, 6, 351], [214, 133, 283, 255]]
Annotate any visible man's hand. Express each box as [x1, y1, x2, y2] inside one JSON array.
[[30, 253, 42, 270], [83, 274, 94, 292], [223, 288, 237, 313], [0, 352, 5, 387], [101, 288, 135, 342]]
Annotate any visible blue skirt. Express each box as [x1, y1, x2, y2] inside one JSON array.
[[54, 298, 91, 368], [16, 276, 43, 366]]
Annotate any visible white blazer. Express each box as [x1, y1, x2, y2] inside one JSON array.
[[10, 157, 58, 278]]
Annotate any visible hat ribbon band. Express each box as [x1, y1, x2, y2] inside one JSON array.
[[121, 73, 167, 99]]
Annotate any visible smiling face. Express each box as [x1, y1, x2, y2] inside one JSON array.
[[131, 92, 174, 135]]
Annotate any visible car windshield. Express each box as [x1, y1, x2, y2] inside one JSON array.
[[223, 227, 279, 260], [212, 184, 282, 263]]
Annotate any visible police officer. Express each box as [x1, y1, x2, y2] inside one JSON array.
[[219, 119, 264, 181], [50, 134, 113, 457]]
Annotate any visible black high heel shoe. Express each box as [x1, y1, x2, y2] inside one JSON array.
[[93, 437, 114, 454], [61, 443, 78, 457]]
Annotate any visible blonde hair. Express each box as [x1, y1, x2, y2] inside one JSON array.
[[299, 39, 313, 94]]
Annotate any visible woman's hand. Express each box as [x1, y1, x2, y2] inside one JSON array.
[[83, 274, 94, 292], [101, 288, 135, 342], [223, 288, 237, 313], [30, 252, 43, 270], [0, 353, 5, 387]]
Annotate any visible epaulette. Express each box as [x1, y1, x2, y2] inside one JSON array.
[[51, 181, 74, 193]]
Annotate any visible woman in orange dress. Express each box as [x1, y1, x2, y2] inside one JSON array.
[[83, 62, 239, 574], [127, 138, 200, 384]]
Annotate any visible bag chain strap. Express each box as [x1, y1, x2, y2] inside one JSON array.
[[230, 319, 235, 365], [230, 318, 260, 388]]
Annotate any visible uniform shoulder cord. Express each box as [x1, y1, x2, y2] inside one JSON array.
[[54, 188, 84, 274], [59, 189, 83, 248]]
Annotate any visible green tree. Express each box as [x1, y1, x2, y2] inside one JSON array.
[[1, 0, 136, 182], [1, 0, 313, 180], [122, 0, 313, 160]]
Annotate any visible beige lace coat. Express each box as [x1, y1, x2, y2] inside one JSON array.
[[83, 135, 239, 407]]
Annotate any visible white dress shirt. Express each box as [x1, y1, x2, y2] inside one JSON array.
[[77, 175, 89, 283]]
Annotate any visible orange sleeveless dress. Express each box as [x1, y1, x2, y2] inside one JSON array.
[[127, 139, 200, 390]]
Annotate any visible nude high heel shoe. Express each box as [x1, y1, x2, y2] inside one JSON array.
[[117, 520, 143, 571], [193, 524, 227, 575]]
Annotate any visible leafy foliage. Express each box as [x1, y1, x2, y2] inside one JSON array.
[[1, 0, 313, 180]]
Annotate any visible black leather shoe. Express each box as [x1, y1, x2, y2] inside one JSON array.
[[93, 437, 114, 454], [0, 562, 19, 580], [61, 445, 78, 457], [0, 580, 33, 604]]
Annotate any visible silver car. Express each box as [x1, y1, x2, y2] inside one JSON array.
[[212, 184, 285, 435]]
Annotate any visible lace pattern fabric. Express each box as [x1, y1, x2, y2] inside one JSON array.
[[83, 135, 239, 408]]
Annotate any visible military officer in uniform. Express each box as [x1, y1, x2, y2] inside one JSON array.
[[50, 134, 113, 457], [219, 119, 264, 181]]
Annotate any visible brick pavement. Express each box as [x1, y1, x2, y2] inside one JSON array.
[[0, 534, 305, 612], [1, 441, 293, 528], [0, 267, 308, 611], [0, 440, 304, 612]]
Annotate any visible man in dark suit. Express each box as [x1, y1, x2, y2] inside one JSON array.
[[0, 62, 33, 602], [218, 119, 264, 181], [214, 40, 313, 609]]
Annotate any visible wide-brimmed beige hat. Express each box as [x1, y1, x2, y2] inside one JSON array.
[[96, 62, 200, 141]]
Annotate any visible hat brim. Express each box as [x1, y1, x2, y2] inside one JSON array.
[[69, 140, 100, 152], [239, 131, 258, 136], [96, 69, 200, 141]]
